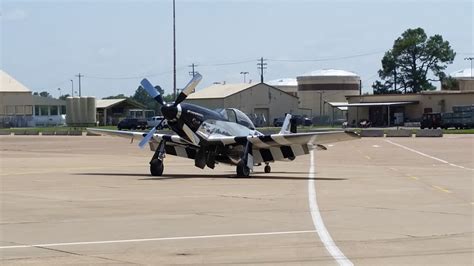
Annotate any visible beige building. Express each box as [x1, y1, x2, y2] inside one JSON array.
[[96, 98, 150, 126], [0, 70, 66, 127], [186, 83, 299, 126], [342, 91, 474, 127]]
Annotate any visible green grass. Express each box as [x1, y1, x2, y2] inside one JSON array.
[[0, 126, 117, 133], [443, 128, 474, 134]]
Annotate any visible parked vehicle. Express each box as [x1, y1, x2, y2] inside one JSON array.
[[117, 118, 147, 130], [147, 116, 168, 129], [420, 113, 442, 129], [273, 117, 285, 127]]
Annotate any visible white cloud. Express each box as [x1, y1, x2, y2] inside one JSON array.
[[2, 9, 28, 21]]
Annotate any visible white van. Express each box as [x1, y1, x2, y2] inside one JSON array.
[[147, 116, 168, 129]]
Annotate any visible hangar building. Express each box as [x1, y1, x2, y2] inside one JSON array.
[[186, 83, 299, 127], [338, 68, 474, 127], [0, 70, 66, 127], [96, 98, 151, 126]]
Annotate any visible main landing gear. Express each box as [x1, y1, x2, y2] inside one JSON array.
[[150, 140, 166, 176]]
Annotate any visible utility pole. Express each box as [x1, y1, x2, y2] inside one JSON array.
[[70, 79, 74, 96], [465, 57, 474, 78], [257, 57, 267, 83], [240, 71, 249, 83], [188, 63, 198, 76], [172, 0, 177, 100], [75, 73, 83, 97]]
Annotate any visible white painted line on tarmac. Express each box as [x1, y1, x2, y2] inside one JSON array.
[[385, 140, 474, 171], [308, 150, 353, 266], [0, 230, 316, 250]]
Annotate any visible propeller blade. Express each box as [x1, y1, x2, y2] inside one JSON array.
[[140, 78, 165, 105], [174, 73, 202, 106], [138, 118, 166, 149], [138, 126, 157, 149]]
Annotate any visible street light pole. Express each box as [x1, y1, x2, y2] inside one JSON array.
[[172, 0, 177, 101], [240, 71, 249, 83], [465, 57, 474, 78]]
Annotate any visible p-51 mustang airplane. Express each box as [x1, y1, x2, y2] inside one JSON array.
[[87, 74, 358, 177]]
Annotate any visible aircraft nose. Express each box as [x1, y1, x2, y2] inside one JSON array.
[[161, 104, 178, 120]]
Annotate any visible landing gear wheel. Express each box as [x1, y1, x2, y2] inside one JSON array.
[[236, 161, 250, 177], [150, 159, 164, 176], [264, 164, 271, 173]]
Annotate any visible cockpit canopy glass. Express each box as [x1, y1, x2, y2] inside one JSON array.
[[217, 108, 255, 130]]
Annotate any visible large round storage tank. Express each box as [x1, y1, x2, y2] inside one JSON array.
[[79, 97, 88, 125], [296, 69, 360, 118], [86, 97, 96, 125], [296, 69, 360, 91], [65, 97, 74, 125], [72, 97, 81, 125]]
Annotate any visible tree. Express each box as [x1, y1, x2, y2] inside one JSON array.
[[60, 93, 71, 99], [35, 91, 52, 98], [130, 85, 166, 113], [441, 76, 459, 91], [102, 94, 127, 99], [373, 27, 455, 94]]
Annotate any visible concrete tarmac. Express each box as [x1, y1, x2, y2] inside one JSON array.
[[0, 135, 473, 265]]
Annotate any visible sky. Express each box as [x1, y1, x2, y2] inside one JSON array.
[[1, 0, 473, 98]]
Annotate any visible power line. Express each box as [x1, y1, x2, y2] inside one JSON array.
[[267, 51, 384, 62]]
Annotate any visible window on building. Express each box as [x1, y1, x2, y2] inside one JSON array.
[[60, 105, 66, 115], [6, 106, 15, 115], [39, 106, 49, 116], [15, 106, 25, 115], [25, 105, 33, 115], [35, 106, 40, 116], [50, 106, 58, 116]]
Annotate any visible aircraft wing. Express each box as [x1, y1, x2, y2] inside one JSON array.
[[207, 131, 359, 164], [86, 128, 193, 147]]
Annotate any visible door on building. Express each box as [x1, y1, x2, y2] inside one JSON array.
[[253, 108, 269, 127]]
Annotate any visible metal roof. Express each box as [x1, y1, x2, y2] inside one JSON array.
[[329, 101, 418, 107], [266, 78, 298, 86], [300, 69, 359, 77], [96, 98, 127, 108], [451, 68, 474, 79], [0, 70, 31, 92], [187, 83, 257, 99]]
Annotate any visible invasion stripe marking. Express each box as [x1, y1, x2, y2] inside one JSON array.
[[249, 136, 271, 148], [259, 149, 274, 162], [280, 146, 295, 159], [291, 144, 305, 156], [253, 149, 263, 163], [174, 146, 189, 158], [270, 147, 284, 160], [271, 135, 291, 145]]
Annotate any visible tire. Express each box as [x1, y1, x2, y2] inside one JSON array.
[[264, 165, 271, 173], [150, 159, 164, 176], [236, 161, 250, 177]]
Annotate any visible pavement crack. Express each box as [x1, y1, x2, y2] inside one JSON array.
[[33, 245, 140, 265]]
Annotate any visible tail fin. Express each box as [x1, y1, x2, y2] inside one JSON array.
[[279, 114, 292, 134]]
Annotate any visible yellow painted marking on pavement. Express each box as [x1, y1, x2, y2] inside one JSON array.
[[364, 155, 371, 160], [409, 176, 419, 180], [432, 185, 452, 194]]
